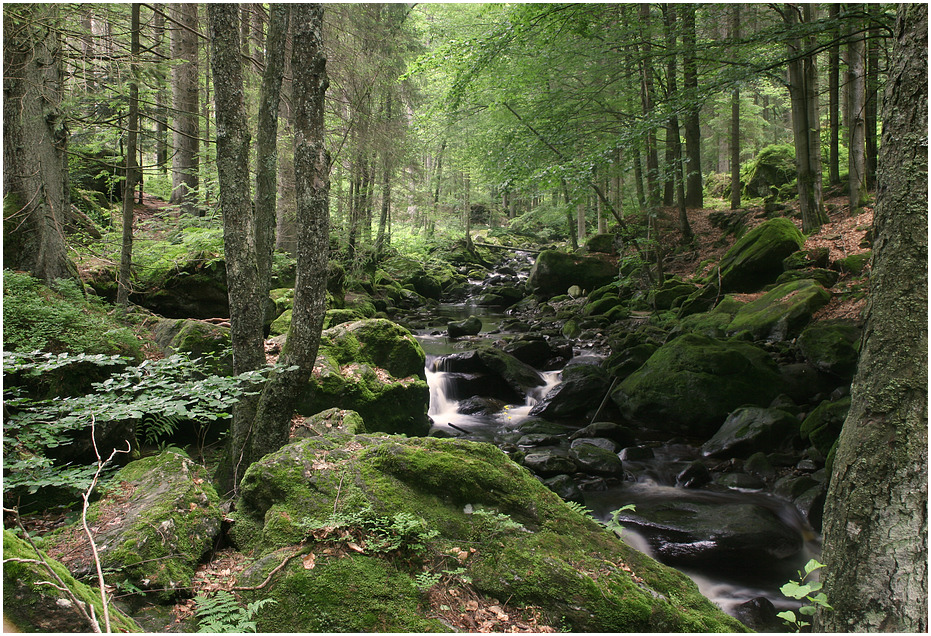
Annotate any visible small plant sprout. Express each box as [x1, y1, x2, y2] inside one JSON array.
[[777, 558, 832, 631]]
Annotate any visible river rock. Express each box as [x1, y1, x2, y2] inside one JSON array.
[[611, 333, 784, 436], [800, 397, 850, 456], [701, 406, 801, 459], [796, 320, 861, 380], [44, 450, 223, 601], [522, 449, 578, 476], [714, 217, 805, 293], [570, 437, 618, 453], [648, 277, 700, 310], [448, 316, 482, 338], [432, 346, 545, 403], [619, 445, 655, 461], [530, 363, 610, 420], [503, 336, 554, 368], [4, 531, 141, 633], [527, 250, 617, 299], [569, 444, 624, 476], [231, 435, 744, 632], [570, 421, 637, 447], [456, 396, 506, 415], [297, 319, 430, 436], [137, 258, 229, 319], [725, 279, 832, 341], [676, 460, 712, 488], [614, 496, 803, 570], [733, 596, 783, 632], [543, 474, 584, 503]]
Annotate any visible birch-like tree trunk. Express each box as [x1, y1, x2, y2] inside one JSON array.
[[846, 7, 867, 213], [816, 4, 928, 631]]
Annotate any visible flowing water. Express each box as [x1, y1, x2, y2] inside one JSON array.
[[413, 302, 819, 624]]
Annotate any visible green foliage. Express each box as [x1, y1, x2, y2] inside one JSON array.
[[3, 270, 141, 359], [3, 350, 284, 497], [300, 507, 439, 558], [195, 591, 277, 633], [603, 504, 636, 537], [776, 559, 832, 631]]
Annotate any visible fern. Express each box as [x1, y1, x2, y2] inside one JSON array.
[[195, 591, 276, 633]]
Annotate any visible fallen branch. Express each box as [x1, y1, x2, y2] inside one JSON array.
[[231, 547, 304, 592]]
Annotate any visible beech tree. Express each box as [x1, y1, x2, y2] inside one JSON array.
[[817, 3, 927, 631], [169, 3, 200, 215]]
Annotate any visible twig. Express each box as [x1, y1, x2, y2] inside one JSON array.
[[231, 548, 303, 592], [589, 376, 620, 426]]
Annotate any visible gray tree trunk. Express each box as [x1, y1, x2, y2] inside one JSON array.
[[246, 3, 330, 484], [170, 3, 200, 215], [865, 4, 880, 191], [682, 4, 703, 208], [153, 5, 169, 173], [846, 8, 867, 213], [208, 3, 266, 493], [816, 4, 928, 632], [255, 5, 290, 298], [117, 5, 141, 306], [828, 4, 841, 186], [729, 5, 741, 211], [3, 5, 77, 284]]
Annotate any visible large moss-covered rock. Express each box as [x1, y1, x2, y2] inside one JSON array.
[[4, 530, 141, 633], [135, 259, 229, 319], [796, 320, 861, 379], [611, 334, 784, 435], [297, 319, 430, 436], [527, 250, 616, 298], [44, 451, 223, 601], [742, 144, 796, 200], [715, 217, 806, 293], [701, 406, 801, 459], [231, 435, 746, 633], [529, 363, 610, 420], [648, 277, 700, 310], [153, 318, 232, 374], [725, 279, 832, 341]]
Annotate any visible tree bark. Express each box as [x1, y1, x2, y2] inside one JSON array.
[[245, 3, 330, 486], [638, 4, 660, 208], [3, 4, 77, 283], [117, 5, 141, 306], [255, 5, 290, 300], [153, 4, 169, 173], [847, 6, 867, 213], [170, 3, 200, 215], [828, 4, 841, 186], [209, 3, 266, 492], [864, 4, 880, 191], [816, 4, 928, 632], [783, 3, 827, 232], [663, 3, 692, 240], [682, 4, 703, 208], [729, 5, 741, 211], [375, 94, 392, 256]]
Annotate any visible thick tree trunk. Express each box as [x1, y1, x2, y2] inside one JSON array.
[[864, 4, 880, 191], [209, 3, 265, 492], [828, 4, 841, 186], [248, 3, 330, 480], [663, 4, 692, 240], [847, 7, 867, 213], [375, 94, 392, 257], [153, 5, 169, 173], [638, 4, 660, 208], [170, 3, 200, 215], [255, 4, 290, 299], [816, 5, 928, 632], [117, 5, 141, 307], [682, 4, 703, 208], [3, 5, 77, 283]]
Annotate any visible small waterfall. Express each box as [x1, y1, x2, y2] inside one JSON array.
[[426, 366, 459, 419]]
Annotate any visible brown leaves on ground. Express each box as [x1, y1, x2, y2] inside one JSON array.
[[424, 582, 556, 633]]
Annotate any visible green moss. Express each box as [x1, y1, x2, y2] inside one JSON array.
[[269, 308, 292, 336], [797, 320, 861, 379], [800, 397, 851, 456], [715, 217, 806, 292], [726, 279, 832, 341], [834, 251, 872, 275], [4, 530, 141, 632]]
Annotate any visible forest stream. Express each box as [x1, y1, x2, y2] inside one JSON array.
[[414, 299, 817, 621]]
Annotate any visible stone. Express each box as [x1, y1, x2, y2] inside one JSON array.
[[447, 315, 483, 338], [153, 318, 232, 374], [796, 320, 861, 380], [570, 421, 637, 447], [774, 267, 839, 288], [522, 449, 578, 476], [503, 336, 554, 368], [714, 473, 765, 490], [529, 364, 610, 420], [744, 452, 776, 481], [714, 217, 805, 293], [725, 279, 832, 341], [676, 460, 712, 488], [542, 474, 584, 503], [570, 437, 619, 453], [293, 408, 366, 438], [800, 397, 851, 457], [44, 451, 222, 602], [527, 250, 617, 299], [742, 144, 796, 200], [733, 596, 782, 632], [832, 251, 872, 275], [611, 334, 784, 436], [619, 446, 655, 461], [3, 531, 141, 633], [231, 435, 744, 632], [433, 346, 545, 403], [648, 278, 700, 310], [569, 443, 624, 476], [585, 233, 618, 254], [297, 319, 430, 436], [701, 407, 801, 459], [783, 247, 830, 270]]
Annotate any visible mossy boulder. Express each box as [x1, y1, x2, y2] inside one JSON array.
[[136, 259, 229, 319], [585, 232, 618, 254], [293, 408, 367, 438], [231, 435, 746, 632], [527, 250, 616, 299], [714, 217, 806, 293], [448, 315, 482, 338], [833, 251, 872, 275], [783, 247, 830, 270], [297, 319, 430, 436], [323, 308, 365, 330], [796, 320, 861, 379], [431, 346, 545, 404], [774, 267, 839, 288], [677, 295, 745, 338], [584, 295, 622, 316], [800, 397, 851, 456], [153, 318, 232, 375], [701, 406, 801, 459], [529, 364, 610, 420], [611, 334, 785, 435], [742, 143, 796, 200], [648, 278, 700, 310], [4, 530, 142, 633], [44, 450, 223, 601], [725, 279, 832, 341], [268, 308, 292, 336]]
